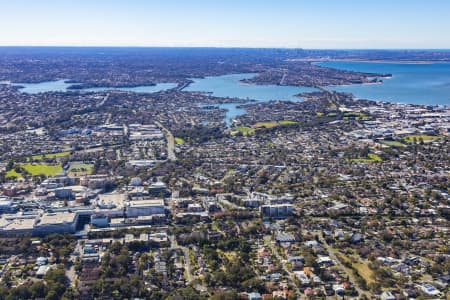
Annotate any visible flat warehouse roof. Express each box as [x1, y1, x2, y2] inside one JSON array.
[[129, 199, 164, 207], [39, 212, 76, 225]]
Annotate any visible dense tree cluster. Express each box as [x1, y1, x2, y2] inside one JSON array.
[[0, 266, 71, 300]]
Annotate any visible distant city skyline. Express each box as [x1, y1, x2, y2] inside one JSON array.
[[1, 0, 449, 49]]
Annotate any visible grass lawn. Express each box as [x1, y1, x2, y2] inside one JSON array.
[[382, 140, 406, 147], [211, 222, 220, 231], [349, 153, 383, 163], [22, 163, 63, 176], [344, 112, 371, 120], [217, 249, 237, 262], [254, 121, 279, 128], [234, 126, 255, 135], [68, 162, 94, 176], [5, 169, 22, 179], [29, 151, 70, 161], [226, 168, 235, 176], [403, 135, 440, 143], [353, 261, 375, 285], [174, 137, 185, 145], [253, 120, 298, 129], [337, 252, 375, 285], [234, 120, 298, 136], [278, 120, 299, 126]]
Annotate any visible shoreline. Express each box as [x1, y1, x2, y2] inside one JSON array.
[[302, 59, 450, 65], [327, 75, 393, 89]]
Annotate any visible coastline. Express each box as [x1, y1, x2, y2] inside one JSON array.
[[328, 75, 393, 89], [301, 58, 450, 65]]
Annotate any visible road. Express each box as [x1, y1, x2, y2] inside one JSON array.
[[115, 149, 121, 160], [169, 235, 194, 283], [105, 112, 112, 125], [314, 231, 369, 298], [96, 93, 110, 108], [66, 241, 83, 287], [264, 235, 302, 299], [317, 86, 333, 93], [280, 69, 288, 85], [66, 265, 77, 287], [180, 246, 193, 283], [155, 121, 177, 161], [0, 263, 8, 281]]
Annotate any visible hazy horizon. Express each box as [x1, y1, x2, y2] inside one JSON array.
[[1, 0, 449, 49], [1, 46, 450, 51]]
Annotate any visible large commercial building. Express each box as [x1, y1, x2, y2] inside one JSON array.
[[260, 204, 294, 218], [80, 175, 115, 190], [127, 199, 165, 217], [0, 192, 167, 235], [1, 218, 36, 234], [34, 212, 78, 234], [0, 212, 78, 235], [0, 197, 14, 213], [128, 124, 164, 141], [148, 182, 169, 197]]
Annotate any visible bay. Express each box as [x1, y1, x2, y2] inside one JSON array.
[[9, 80, 177, 94], [183, 73, 318, 124], [183, 73, 317, 101], [13, 80, 74, 94], [316, 61, 450, 105], [84, 83, 177, 93]]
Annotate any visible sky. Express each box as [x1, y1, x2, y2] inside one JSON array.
[[0, 0, 449, 49]]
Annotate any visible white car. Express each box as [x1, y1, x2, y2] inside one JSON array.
[[419, 283, 440, 296]]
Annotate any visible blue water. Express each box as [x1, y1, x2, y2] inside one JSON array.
[[316, 61, 450, 105], [184, 73, 318, 124], [215, 103, 246, 126], [184, 73, 317, 101], [13, 80, 73, 94], [84, 83, 177, 93], [11, 80, 177, 94]]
